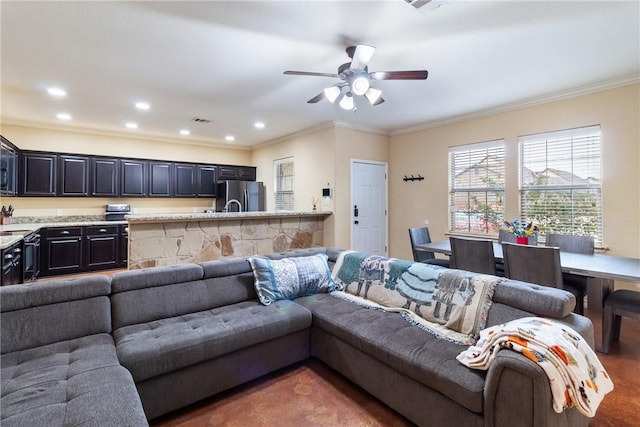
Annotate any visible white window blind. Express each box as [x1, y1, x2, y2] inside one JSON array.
[[449, 140, 505, 234], [519, 125, 602, 246], [274, 157, 294, 211]]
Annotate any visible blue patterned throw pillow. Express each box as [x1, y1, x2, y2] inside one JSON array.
[[248, 254, 338, 305]]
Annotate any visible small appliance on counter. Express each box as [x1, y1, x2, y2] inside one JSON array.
[[105, 204, 131, 221]]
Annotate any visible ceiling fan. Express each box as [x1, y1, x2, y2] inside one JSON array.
[[284, 44, 428, 112]]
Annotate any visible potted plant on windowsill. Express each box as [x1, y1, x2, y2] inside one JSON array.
[[503, 219, 538, 245]]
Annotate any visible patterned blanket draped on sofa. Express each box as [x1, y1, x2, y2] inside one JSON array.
[[332, 251, 500, 345]]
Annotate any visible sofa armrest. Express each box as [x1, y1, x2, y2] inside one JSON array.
[[483, 351, 588, 427]]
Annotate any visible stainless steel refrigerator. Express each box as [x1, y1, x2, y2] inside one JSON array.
[[216, 180, 266, 212]]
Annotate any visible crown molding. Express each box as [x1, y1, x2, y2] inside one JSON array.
[[0, 119, 252, 151], [391, 74, 640, 137]]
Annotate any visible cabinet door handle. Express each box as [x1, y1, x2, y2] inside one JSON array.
[[99, 228, 107, 233], [61, 230, 70, 235]]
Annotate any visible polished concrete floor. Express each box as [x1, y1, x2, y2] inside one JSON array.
[[151, 310, 639, 427]]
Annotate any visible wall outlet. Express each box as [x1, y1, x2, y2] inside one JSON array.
[[133, 208, 139, 214], [56, 209, 63, 216]]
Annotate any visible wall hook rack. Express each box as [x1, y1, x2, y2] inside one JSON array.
[[403, 174, 424, 182]]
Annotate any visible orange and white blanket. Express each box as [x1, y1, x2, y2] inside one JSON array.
[[456, 317, 613, 417]]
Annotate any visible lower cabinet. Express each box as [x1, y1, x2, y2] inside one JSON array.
[[41, 224, 128, 276], [85, 225, 119, 270], [42, 227, 84, 276]]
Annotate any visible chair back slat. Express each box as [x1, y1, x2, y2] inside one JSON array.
[[409, 227, 435, 262]]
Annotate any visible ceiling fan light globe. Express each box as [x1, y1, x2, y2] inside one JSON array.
[[324, 86, 341, 103], [339, 93, 355, 110], [351, 76, 370, 96], [365, 88, 383, 105]]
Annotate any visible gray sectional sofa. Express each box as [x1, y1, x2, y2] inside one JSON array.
[[1, 247, 594, 427]]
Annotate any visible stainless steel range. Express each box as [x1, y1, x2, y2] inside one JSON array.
[[105, 204, 131, 221]]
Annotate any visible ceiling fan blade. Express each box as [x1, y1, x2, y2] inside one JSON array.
[[284, 71, 339, 78], [349, 45, 376, 72], [307, 92, 325, 103], [370, 70, 428, 80], [373, 96, 385, 106]]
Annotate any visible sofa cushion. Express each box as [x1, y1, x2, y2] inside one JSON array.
[[294, 293, 486, 414], [249, 254, 338, 305], [113, 299, 311, 382], [0, 334, 147, 427], [1, 277, 112, 354]]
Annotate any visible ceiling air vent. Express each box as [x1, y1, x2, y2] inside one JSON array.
[[404, 0, 448, 11], [191, 117, 211, 123]]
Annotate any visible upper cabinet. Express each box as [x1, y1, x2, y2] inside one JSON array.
[[59, 155, 89, 196], [149, 161, 172, 197], [21, 152, 57, 196], [5, 137, 255, 199], [0, 137, 18, 196], [91, 157, 119, 197], [174, 163, 197, 197], [120, 159, 148, 197], [197, 165, 217, 197], [218, 165, 256, 181]]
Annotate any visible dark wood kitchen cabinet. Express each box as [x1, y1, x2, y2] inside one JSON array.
[[149, 161, 172, 197], [238, 166, 256, 181], [91, 157, 119, 197], [174, 163, 197, 197], [85, 225, 119, 270], [119, 224, 128, 267], [42, 227, 83, 276], [59, 155, 89, 196], [1, 241, 22, 286], [197, 165, 217, 197], [21, 152, 57, 196], [120, 159, 148, 197], [218, 165, 256, 182]]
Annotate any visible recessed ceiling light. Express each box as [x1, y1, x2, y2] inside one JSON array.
[[180, 129, 190, 136], [225, 135, 235, 142], [47, 87, 67, 97], [56, 113, 72, 120], [126, 122, 138, 129], [135, 101, 150, 111], [254, 122, 265, 129]]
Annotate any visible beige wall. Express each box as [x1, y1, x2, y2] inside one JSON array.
[[1, 124, 252, 216], [251, 124, 389, 249], [389, 84, 640, 273]]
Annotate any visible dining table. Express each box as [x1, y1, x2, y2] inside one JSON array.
[[416, 240, 640, 353]]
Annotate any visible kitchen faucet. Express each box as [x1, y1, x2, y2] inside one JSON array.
[[223, 199, 242, 212]]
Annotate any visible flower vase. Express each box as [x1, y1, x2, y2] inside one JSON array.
[[516, 236, 528, 245]]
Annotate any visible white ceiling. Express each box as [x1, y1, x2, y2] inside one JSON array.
[[1, 1, 638, 148]]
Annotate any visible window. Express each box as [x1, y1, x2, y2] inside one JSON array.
[[519, 125, 602, 245], [274, 157, 294, 211], [449, 140, 505, 234]]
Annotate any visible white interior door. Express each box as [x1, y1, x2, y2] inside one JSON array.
[[351, 160, 388, 255]]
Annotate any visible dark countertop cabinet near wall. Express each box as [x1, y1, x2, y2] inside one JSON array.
[[1, 136, 19, 196]]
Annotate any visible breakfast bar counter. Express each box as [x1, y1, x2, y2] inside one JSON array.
[[126, 211, 332, 269]]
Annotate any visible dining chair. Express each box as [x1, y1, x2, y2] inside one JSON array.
[[502, 242, 585, 314], [495, 230, 516, 276], [408, 227, 450, 267], [545, 233, 594, 314], [449, 237, 496, 275], [502, 242, 563, 288], [602, 289, 640, 353]]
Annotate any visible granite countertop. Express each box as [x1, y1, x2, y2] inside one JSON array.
[[0, 220, 127, 250], [126, 211, 333, 223]]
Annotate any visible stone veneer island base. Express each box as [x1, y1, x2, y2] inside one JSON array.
[[126, 211, 332, 270]]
